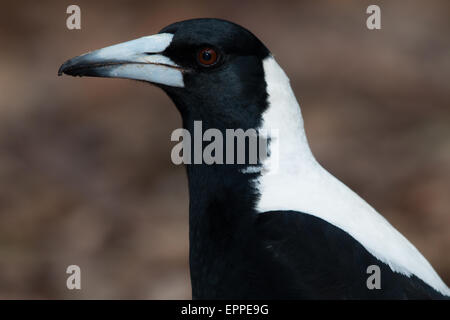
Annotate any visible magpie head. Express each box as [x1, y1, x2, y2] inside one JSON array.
[[59, 18, 271, 130]]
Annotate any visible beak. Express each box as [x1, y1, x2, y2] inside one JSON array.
[[58, 33, 184, 88]]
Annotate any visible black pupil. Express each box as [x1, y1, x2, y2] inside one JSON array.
[[202, 50, 212, 61]]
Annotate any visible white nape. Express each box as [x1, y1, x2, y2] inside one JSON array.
[[255, 55, 450, 296]]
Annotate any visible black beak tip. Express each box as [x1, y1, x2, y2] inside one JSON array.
[[58, 60, 70, 76], [58, 56, 103, 78], [58, 57, 82, 77]]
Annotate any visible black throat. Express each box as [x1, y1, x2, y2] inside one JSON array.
[[183, 118, 264, 298], [161, 49, 270, 297]]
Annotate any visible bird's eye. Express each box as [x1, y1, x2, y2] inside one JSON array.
[[197, 48, 218, 66]]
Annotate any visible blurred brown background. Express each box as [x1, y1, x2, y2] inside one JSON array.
[[0, 0, 449, 299]]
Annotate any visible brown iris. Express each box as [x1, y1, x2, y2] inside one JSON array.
[[197, 48, 218, 66]]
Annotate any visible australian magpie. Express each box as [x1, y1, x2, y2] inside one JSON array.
[[58, 18, 450, 299]]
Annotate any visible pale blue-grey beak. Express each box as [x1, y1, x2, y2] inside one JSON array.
[[58, 33, 184, 87]]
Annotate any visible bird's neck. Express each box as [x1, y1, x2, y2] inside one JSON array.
[[181, 57, 317, 294], [259, 56, 315, 169], [184, 150, 260, 237], [182, 56, 315, 237], [254, 56, 319, 213], [179, 116, 263, 270], [185, 158, 260, 293]]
